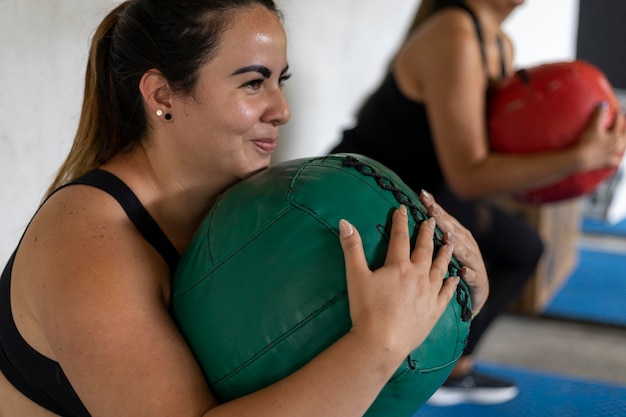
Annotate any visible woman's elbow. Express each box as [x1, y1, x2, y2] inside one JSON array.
[[446, 177, 489, 200]]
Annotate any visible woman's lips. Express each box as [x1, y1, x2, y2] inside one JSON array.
[[252, 139, 277, 153]]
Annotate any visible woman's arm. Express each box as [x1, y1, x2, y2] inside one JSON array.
[[24, 187, 458, 417]]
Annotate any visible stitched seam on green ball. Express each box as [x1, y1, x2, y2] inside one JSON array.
[[213, 287, 348, 387], [338, 155, 461, 275], [289, 162, 407, 269], [204, 205, 349, 387], [387, 352, 466, 384], [171, 205, 295, 299]]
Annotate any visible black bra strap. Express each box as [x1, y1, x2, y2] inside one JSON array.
[[455, 3, 488, 70], [496, 36, 507, 78], [455, 2, 507, 79], [70, 170, 180, 272]]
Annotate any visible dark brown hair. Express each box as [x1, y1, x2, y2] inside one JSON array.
[[404, 0, 464, 39]]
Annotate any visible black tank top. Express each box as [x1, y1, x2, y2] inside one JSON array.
[[331, 2, 507, 196], [0, 169, 180, 417]]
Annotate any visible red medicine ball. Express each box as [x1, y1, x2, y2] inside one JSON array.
[[487, 60, 621, 204]]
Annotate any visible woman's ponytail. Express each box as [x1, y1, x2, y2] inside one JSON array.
[[45, 2, 129, 196]]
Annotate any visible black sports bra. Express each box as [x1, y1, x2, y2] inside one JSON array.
[[0, 169, 180, 416]]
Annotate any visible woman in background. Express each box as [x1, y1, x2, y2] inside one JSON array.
[[331, 0, 626, 406]]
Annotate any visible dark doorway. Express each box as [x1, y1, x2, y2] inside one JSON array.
[[577, 0, 626, 89]]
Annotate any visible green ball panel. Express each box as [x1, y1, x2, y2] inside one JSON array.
[[174, 209, 350, 397], [171, 154, 471, 416]]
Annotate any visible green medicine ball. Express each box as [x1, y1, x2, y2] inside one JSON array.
[[171, 154, 472, 416]]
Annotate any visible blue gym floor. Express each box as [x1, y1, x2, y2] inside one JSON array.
[[543, 248, 626, 326], [580, 217, 626, 238], [414, 362, 626, 417], [415, 215, 626, 417], [543, 216, 626, 326]]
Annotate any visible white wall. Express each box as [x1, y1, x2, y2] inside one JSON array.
[[503, 1, 579, 67], [0, 0, 579, 264]]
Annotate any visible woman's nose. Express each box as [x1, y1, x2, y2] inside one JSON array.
[[264, 88, 291, 126]]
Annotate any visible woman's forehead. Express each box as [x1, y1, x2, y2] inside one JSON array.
[[210, 7, 287, 67]]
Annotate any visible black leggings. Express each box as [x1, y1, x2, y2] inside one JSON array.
[[435, 187, 544, 356]]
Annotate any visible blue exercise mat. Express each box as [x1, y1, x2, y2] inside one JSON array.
[[543, 249, 626, 326], [582, 217, 626, 238], [414, 362, 626, 417]]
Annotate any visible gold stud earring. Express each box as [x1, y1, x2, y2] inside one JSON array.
[[156, 109, 164, 117]]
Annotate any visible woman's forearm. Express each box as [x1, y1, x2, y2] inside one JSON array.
[[205, 331, 402, 417]]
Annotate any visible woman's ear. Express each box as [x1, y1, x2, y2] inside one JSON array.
[[139, 69, 173, 120]]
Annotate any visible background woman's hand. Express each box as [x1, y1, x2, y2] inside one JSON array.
[[338, 206, 460, 366], [419, 190, 489, 314], [576, 104, 626, 171]]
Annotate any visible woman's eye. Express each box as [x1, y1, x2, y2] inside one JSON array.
[[244, 79, 264, 90], [279, 73, 292, 88], [241, 73, 291, 91]]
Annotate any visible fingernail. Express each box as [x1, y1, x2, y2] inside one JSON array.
[[431, 203, 441, 216], [446, 231, 455, 244], [421, 189, 432, 202], [446, 243, 455, 254], [398, 204, 407, 215], [339, 219, 353, 238], [426, 217, 436, 227]]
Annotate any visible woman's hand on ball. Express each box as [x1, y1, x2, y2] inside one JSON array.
[[338, 205, 460, 365], [419, 190, 489, 313], [576, 103, 626, 171]]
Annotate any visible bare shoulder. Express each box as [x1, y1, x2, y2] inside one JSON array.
[[13, 183, 171, 356], [405, 8, 479, 51], [395, 9, 484, 101], [11, 184, 214, 415], [18, 182, 171, 297], [5, 183, 173, 416]]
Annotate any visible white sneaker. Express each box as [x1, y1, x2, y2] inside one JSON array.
[[427, 371, 519, 406]]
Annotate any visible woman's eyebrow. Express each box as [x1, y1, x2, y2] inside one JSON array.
[[231, 65, 290, 78], [232, 65, 271, 78]]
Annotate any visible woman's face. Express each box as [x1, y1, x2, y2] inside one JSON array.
[[171, 5, 291, 185]]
